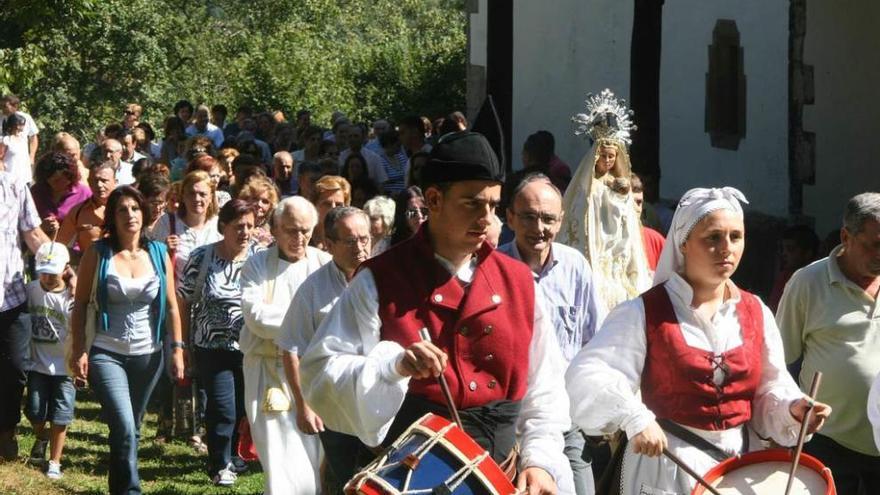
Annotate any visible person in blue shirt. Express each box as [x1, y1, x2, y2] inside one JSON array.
[[498, 172, 603, 495]]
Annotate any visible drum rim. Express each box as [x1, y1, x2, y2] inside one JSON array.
[[691, 448, 834, 495], [349, 413, 515, 495]]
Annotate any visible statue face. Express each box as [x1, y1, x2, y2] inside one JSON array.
[[595, 145, 618, 177]]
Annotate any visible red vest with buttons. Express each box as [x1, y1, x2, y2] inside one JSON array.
[[640, 284, 764, 431], [362, 227, 535, 409]]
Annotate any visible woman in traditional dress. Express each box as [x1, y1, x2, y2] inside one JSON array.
[[565, 187, 831, 495], [558, 89, 651, 312]]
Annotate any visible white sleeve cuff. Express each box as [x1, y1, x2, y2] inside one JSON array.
[[622, 408, 656, 440], [370, 340, 408, 384]]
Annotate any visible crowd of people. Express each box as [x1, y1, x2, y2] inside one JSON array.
[[1, 88, 879, 495]]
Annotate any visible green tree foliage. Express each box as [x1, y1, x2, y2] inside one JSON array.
[[0, 0, 466, 144]]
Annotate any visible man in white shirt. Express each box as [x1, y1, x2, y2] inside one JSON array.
[[278, 206, 373, 492], [1, 94, 39, 165], [100, 139, 135, 186], [186, 105, 225, 149], [121, 130, 146, 165], [301, 132, 574, 495]]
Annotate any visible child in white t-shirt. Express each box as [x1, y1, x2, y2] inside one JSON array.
[[25, 242, 75, 479]]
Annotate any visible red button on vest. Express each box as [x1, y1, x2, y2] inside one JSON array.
[[640, 284, 764, 431], [362, 227, 535, 409]]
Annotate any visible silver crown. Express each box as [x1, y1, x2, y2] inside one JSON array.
[[572, 89, 637, 146]]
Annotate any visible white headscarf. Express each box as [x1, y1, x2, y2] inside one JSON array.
[[653, 187, 749, 286]]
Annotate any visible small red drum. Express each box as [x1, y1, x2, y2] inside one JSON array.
[[346, 413, 516, 495], [691, 448, 835, 495]]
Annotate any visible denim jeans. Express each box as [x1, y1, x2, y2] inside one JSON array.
[[89, 347, 164, 495], [25, 372, 76, 426], [564, 427, 595, 495], [195, 348, 244, 474], [0, 305, 29, 432]]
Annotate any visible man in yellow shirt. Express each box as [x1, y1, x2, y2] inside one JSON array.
[[777, 192, 880, 492]]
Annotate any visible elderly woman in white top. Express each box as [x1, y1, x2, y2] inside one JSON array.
[[362, 195, 394, 256], [565, 187, 831, 495], [239, 196, 330, 495]]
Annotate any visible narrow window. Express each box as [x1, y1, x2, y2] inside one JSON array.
[[705, 20, 746, 150]]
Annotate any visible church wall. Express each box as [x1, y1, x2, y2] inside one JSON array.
[[509, 0, 633, 172], [802, 0, 880, 236], [658, 1, 789, 216]]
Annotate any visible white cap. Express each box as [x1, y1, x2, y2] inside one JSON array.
[[35, 242, 70, 275]]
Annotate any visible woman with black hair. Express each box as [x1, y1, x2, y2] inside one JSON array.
[[68, 186, 185, 495], [30, 152, 92, 239], [389, 186, 427, 246]]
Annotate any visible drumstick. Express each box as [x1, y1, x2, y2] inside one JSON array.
[[419, 328, 463, 429], [662, 448, 723, 495], [784, 371, 823, 495]]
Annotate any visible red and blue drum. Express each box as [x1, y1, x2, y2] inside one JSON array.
[[346, 413, 516, 495], [691, 449, 835, 494]]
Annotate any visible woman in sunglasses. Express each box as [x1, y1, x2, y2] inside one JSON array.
[[389, 186, 427, 247]]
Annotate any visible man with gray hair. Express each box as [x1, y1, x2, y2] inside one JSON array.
[[497, 173, 603, 495], [239, 196, 331, 494], [278, 206, 373, 493], [100, 138, 135, 185], [777, 191, 880, 493], [186, 104, 225, 149]]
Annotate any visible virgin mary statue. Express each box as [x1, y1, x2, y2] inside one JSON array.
[[558, 89, 652, 313]]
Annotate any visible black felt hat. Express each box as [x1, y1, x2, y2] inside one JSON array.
[[421, 131, 504, 187]]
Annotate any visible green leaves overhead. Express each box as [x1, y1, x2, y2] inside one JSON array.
[[0, 0, 466, 143]]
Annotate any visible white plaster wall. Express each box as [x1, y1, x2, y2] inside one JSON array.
[[802, 0, 880, 236], [469, 0, 488, 67], [510, 0, 633, 172], [659, 1, 789, 216]]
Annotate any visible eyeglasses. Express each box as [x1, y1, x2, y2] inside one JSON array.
[[514, 211, 560, 226], [123, 110, 137, 116], [405, 207, 429, 219], [332, 235, 370, 247]]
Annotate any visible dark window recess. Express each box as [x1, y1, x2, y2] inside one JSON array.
[[705, 20, 746, 150]]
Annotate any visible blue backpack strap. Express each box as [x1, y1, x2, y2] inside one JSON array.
[[147, 240, 168, 341], [94, 240, 111, 332]]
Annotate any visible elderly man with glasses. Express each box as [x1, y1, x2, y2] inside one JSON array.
[[277, 206, 374, 493]]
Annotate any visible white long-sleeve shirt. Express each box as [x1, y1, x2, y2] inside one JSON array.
[[277, 260, 349, 355], [300, 258, 575, 493], [566, 273, 805, 494], [239, 247, 331, 357]]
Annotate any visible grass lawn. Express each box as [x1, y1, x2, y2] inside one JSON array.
[[0, 390, 265, 494]]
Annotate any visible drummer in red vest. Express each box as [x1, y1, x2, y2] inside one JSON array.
[[565, 187, 831, 494], [301, 131, 574, 495]]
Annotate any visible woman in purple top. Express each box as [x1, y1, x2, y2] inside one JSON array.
[[30, 152, 92, 238]]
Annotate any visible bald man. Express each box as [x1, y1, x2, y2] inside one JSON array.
[[498, 173, 603, 495]]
